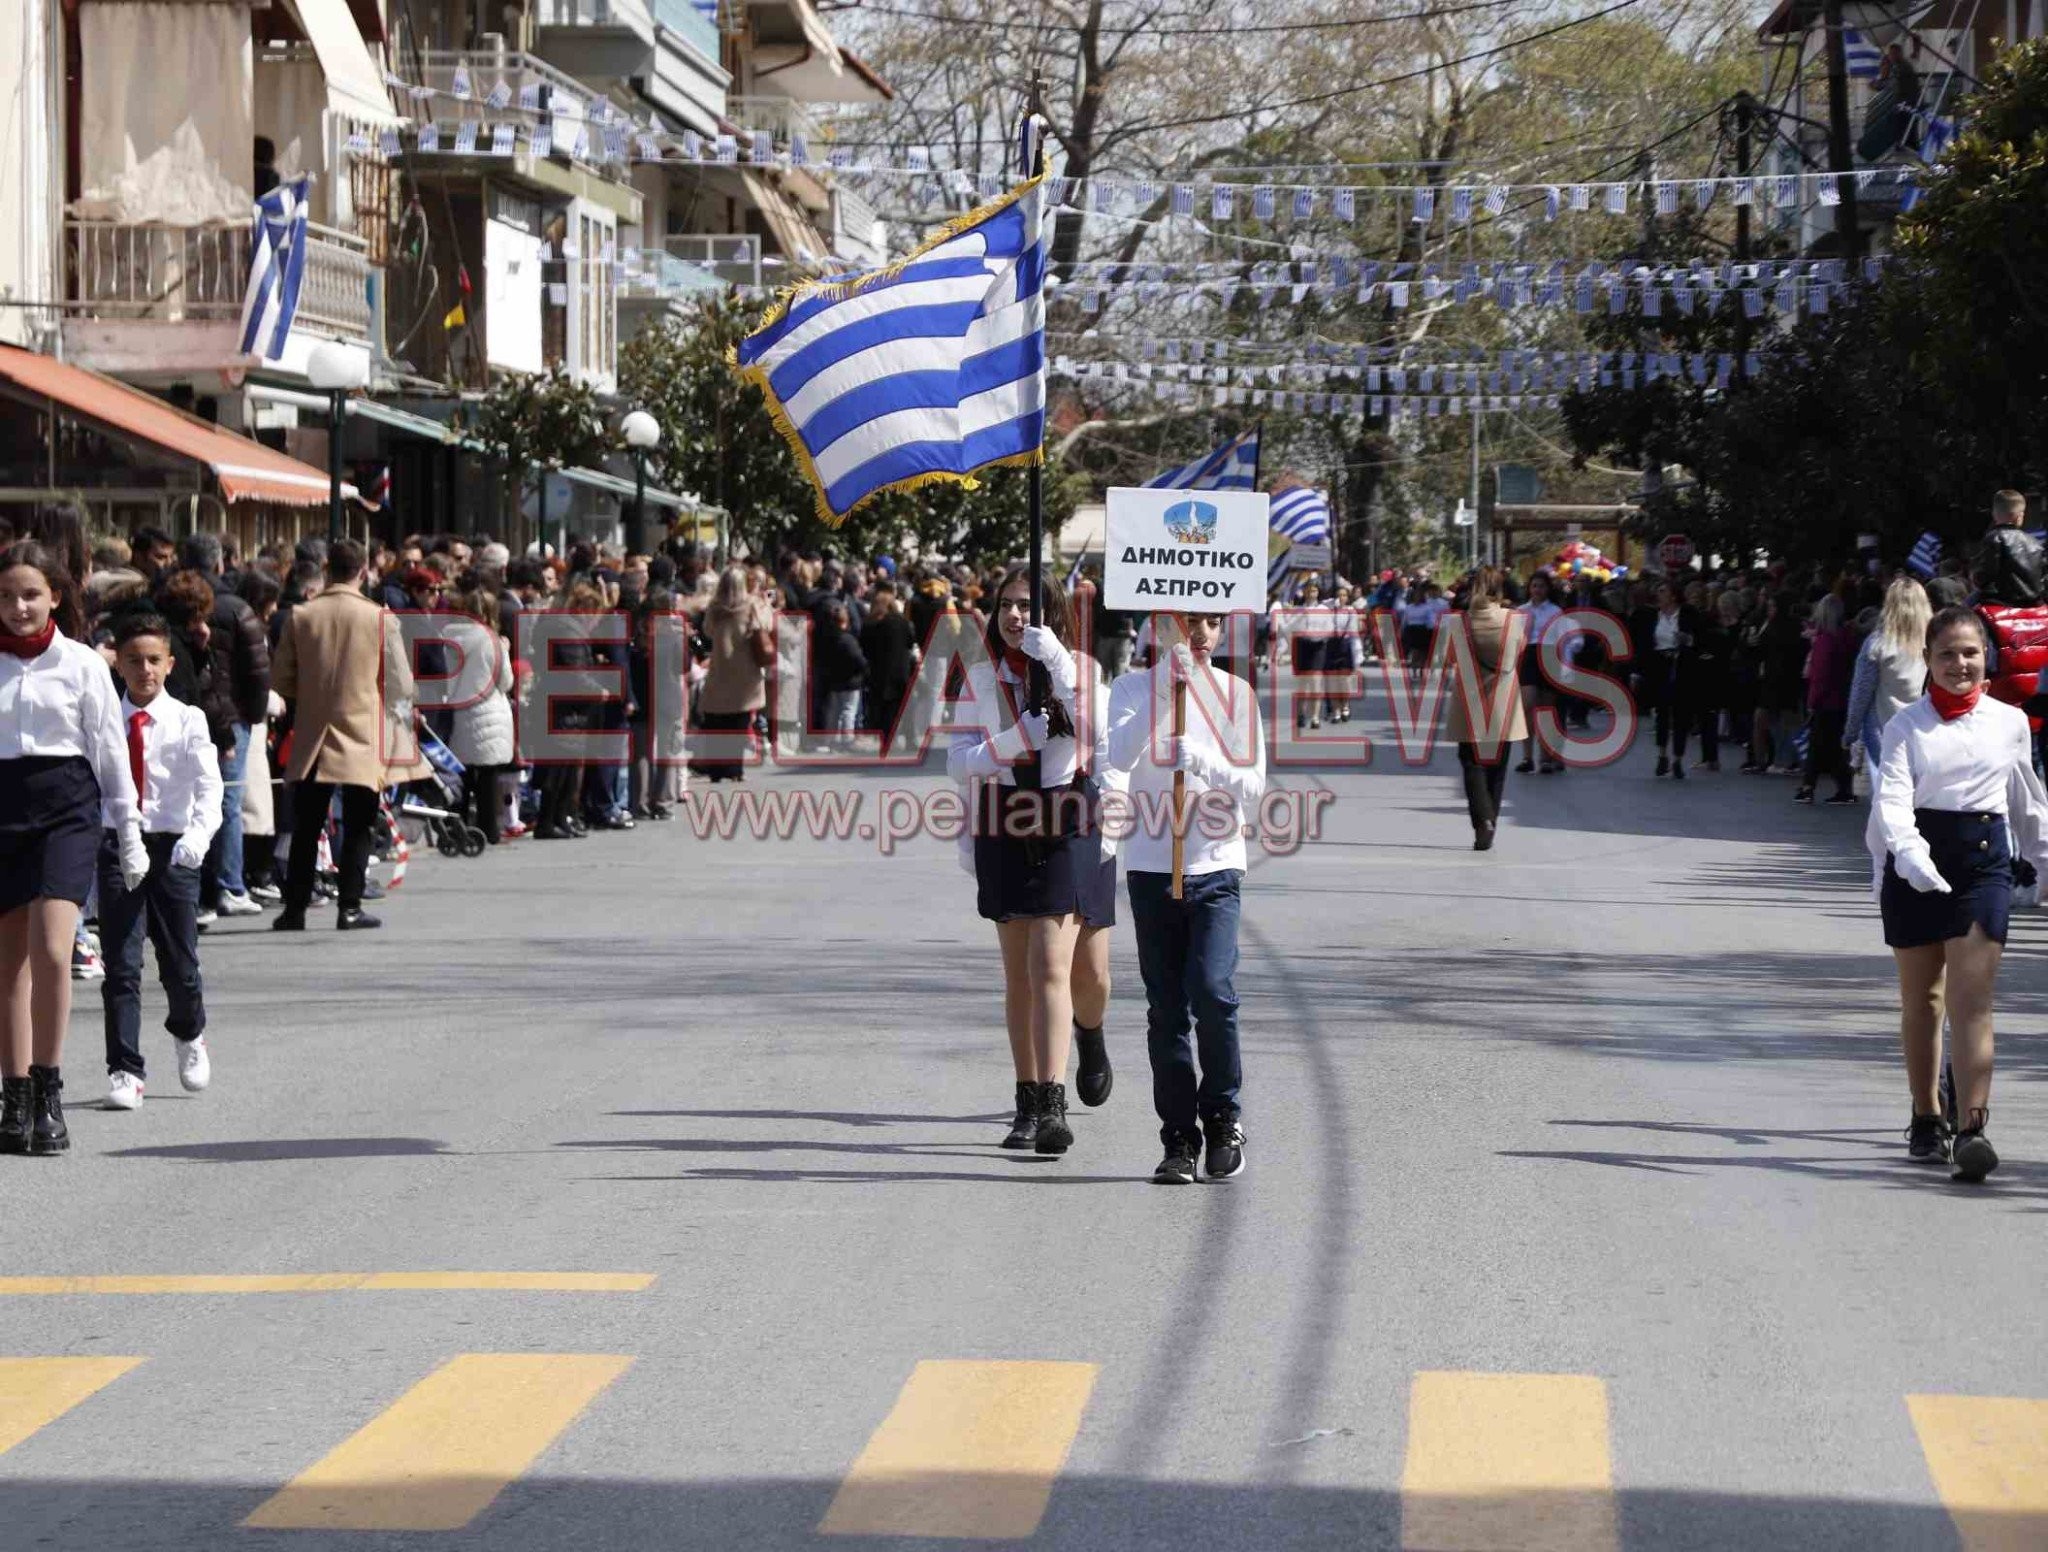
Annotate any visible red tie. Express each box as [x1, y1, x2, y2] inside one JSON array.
[[127, 709, 150, 804]]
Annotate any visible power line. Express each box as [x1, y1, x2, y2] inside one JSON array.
[[828, 0, 1531, 37], [1115, 0, 1646, 135]]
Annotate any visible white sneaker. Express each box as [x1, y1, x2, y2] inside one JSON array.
[[71, 944, 105, 981], [177, 1036, 211, 1093], [195, 908, 218, 928], [217, 891, 264, 917], [105, 1072, 144, 1110]]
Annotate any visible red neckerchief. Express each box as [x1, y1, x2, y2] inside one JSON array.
[[1929, 681, 1985, 722], [1001, 646, 1031, 678], [0, 619, 56, 659]]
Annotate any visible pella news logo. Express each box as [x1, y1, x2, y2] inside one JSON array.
[[1164, 499, 1219, 545]]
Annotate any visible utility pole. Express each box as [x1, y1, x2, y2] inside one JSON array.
[[1821, 0, 1862, 259]]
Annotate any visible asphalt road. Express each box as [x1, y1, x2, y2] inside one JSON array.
[[3, 694, 2044, 1552]]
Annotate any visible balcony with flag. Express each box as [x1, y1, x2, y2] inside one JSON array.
[[53, 0, 396, 388]]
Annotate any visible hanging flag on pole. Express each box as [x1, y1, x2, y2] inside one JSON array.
[[236, 176, 311, 361], [1907, 531, 1942, 579], [1266, 483, 1332, 592], [1145, 424, 1262, 492], [732, 173, 1048, 526]]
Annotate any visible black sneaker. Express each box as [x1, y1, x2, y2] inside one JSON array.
[[1906, 1112, 1949, 1163], [27, 1066, 67, 1156], [1952, 1111, 1999, 1182], [1074, 1026, 1112, 1107], [1824, 792, 1858, 806], [1793, 787, 1815, 804], [1203, 1117, 1245, 1180], [1672, 761, 1685, 781], [1034, 1082, 1074, 1155], [1152, 1134, 1199, 1185], [1000, 1082, 1040, 1150], [1655, 755, 1670, 777], [0, 1075, 29, 1155]]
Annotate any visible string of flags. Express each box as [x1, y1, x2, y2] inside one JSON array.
[[1055, 348, 1761, 394], [361, 68, 1931, 228]]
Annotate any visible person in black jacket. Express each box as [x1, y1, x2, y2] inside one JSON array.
[[859, 581, 917, 752], [817, 599, 868, 750], [1970, 490, 2044, 606], [1629, 578, 1706, 780], [176, 534, 270, 913]]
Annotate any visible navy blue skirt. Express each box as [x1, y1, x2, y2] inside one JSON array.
[[1881, 808, 2012, 948], [974, 779, 1114, 925], [0, 756, 103, 914]]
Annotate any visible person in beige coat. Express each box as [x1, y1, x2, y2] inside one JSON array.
[[269, 541, 413, 931], [1444, 568, 1529, 852]]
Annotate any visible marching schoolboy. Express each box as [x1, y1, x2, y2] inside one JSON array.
[[1104, 613, 1266, 1183], [100, 612, 220, 1109]]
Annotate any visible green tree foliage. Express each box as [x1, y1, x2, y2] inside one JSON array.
[[620, 294, 1082, 566], [466, 369, 613, 506], [1565, 39, 2048, 569]]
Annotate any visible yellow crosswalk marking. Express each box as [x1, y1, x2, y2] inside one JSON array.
[[0, 1357, 145, 1456], [1909, 1394, 2048, 1551], [243, 1354, 632, 1531], [0, 1273, 653, 1295], [1400, 1371, 1618, 1552], [817, 1359, 1099, 1539]]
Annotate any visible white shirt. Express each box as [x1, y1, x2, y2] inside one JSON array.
[[1105, 663, 1268, 875], [0, 632, 139, 830], [1516, 599, 1562, 648], [1866, 694, 2048, 898], [1653, 608, 1682, 651], [121, 691, 223, 846], [947, 658, 1102, 791]]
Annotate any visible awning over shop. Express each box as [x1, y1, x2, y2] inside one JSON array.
[[284, 0, 403, 126], [559, 464, 698, 511], [0, 346, 352, 507], [739, 169, 830, 266]]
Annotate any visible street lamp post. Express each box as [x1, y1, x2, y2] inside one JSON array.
[[306, 341, 370, 543], [621, 410, 661, 557]]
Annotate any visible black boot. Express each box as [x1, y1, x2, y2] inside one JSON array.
[[1034, 1082, 1074, 1155], [27, 1066, 67, 1156], [1074, 1025, 1113, 1107], [1000, 1082, 1040, 1150], [0, 1075, 29, 1155]]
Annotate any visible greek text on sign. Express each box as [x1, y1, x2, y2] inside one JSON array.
[[1102, 487, 1272, 613]]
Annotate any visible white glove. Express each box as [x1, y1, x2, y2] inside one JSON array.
[[1895, 850, 1952, 895], [1168, 736, 1216, 784], [266, 689, 286, 719], [1168, 642, 1197, 683], [117, 823, 150, 892], [1019, 625, 1077, 699], [989, 711, 1050, 761], [171, 838, 206, 871]]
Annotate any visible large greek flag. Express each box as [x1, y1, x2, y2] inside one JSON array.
[[734, 175, 1048, 525], [1268, 484, 1332, 590], [237, 177, 311, 362], [1146, 424, 1261, 491]]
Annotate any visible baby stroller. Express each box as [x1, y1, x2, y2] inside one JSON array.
[[395, 725, 489, 859]]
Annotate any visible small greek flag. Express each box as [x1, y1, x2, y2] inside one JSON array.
[[1845, 28, 1881, 80], [1267, 484, 1332, 590], [236, 176, 311, 362], [733, 175, 1047, 525], [1907, 531, 1941, 580], [1146, 424, 1261, 492]]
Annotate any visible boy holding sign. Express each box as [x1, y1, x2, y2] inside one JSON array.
[[1104, 615, 1266, 1182]]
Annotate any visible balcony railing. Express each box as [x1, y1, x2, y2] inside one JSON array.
[[727, 94, 825, 153], [649, 0, 722, 63], [622, 250, 726, 298], [64, 219, 371, 342], [834, 186, 876, 249], [664, 233, 760, 288], [404, 48, 596, 127], [66, 222, 248, 320]]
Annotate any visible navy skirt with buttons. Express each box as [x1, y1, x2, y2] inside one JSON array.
[[974, 777, 1114, 925], [1881, 808, 2012, 948], [0, 756, 103, 914]]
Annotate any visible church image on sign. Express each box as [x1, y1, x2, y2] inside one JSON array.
[[1164, 499, 1220, 545]]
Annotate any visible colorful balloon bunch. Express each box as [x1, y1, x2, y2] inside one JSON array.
[[1544, 539, 1628, 585]]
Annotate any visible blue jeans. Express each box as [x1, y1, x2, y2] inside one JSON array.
[[214, 722, 250, 895], [584, 762, 629, 821], [1128, 868, 1243, 1143], [97, 832, 205, 1078]]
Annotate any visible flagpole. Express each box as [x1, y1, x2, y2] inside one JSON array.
[[1024, 106, 1047, 648]]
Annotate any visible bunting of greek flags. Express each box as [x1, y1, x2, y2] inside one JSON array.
[[1145, 425, 1261, 491], [732, 175, 1048, 525], [236, 176, 312, 362]]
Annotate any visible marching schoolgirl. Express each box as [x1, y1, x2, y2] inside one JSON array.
[[0, 541, 146, 1155], [1867, 604, 2048, 1182], [948, 565, 1111, 1156]]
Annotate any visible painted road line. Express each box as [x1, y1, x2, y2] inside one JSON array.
[[0, 1358, 145, 1456], [0, 1273, 654, 1295], [1908, 1394, 2048, 1552], [817, 1359, 1100, 1539], [1400, 1371, 1617, 1552], [243, 1354, 633, 1531]]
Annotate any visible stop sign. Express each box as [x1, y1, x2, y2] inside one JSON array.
[[1658, 533, 1695, 571]]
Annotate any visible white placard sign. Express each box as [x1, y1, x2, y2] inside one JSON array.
[[1102, 487, 1271, 613]]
